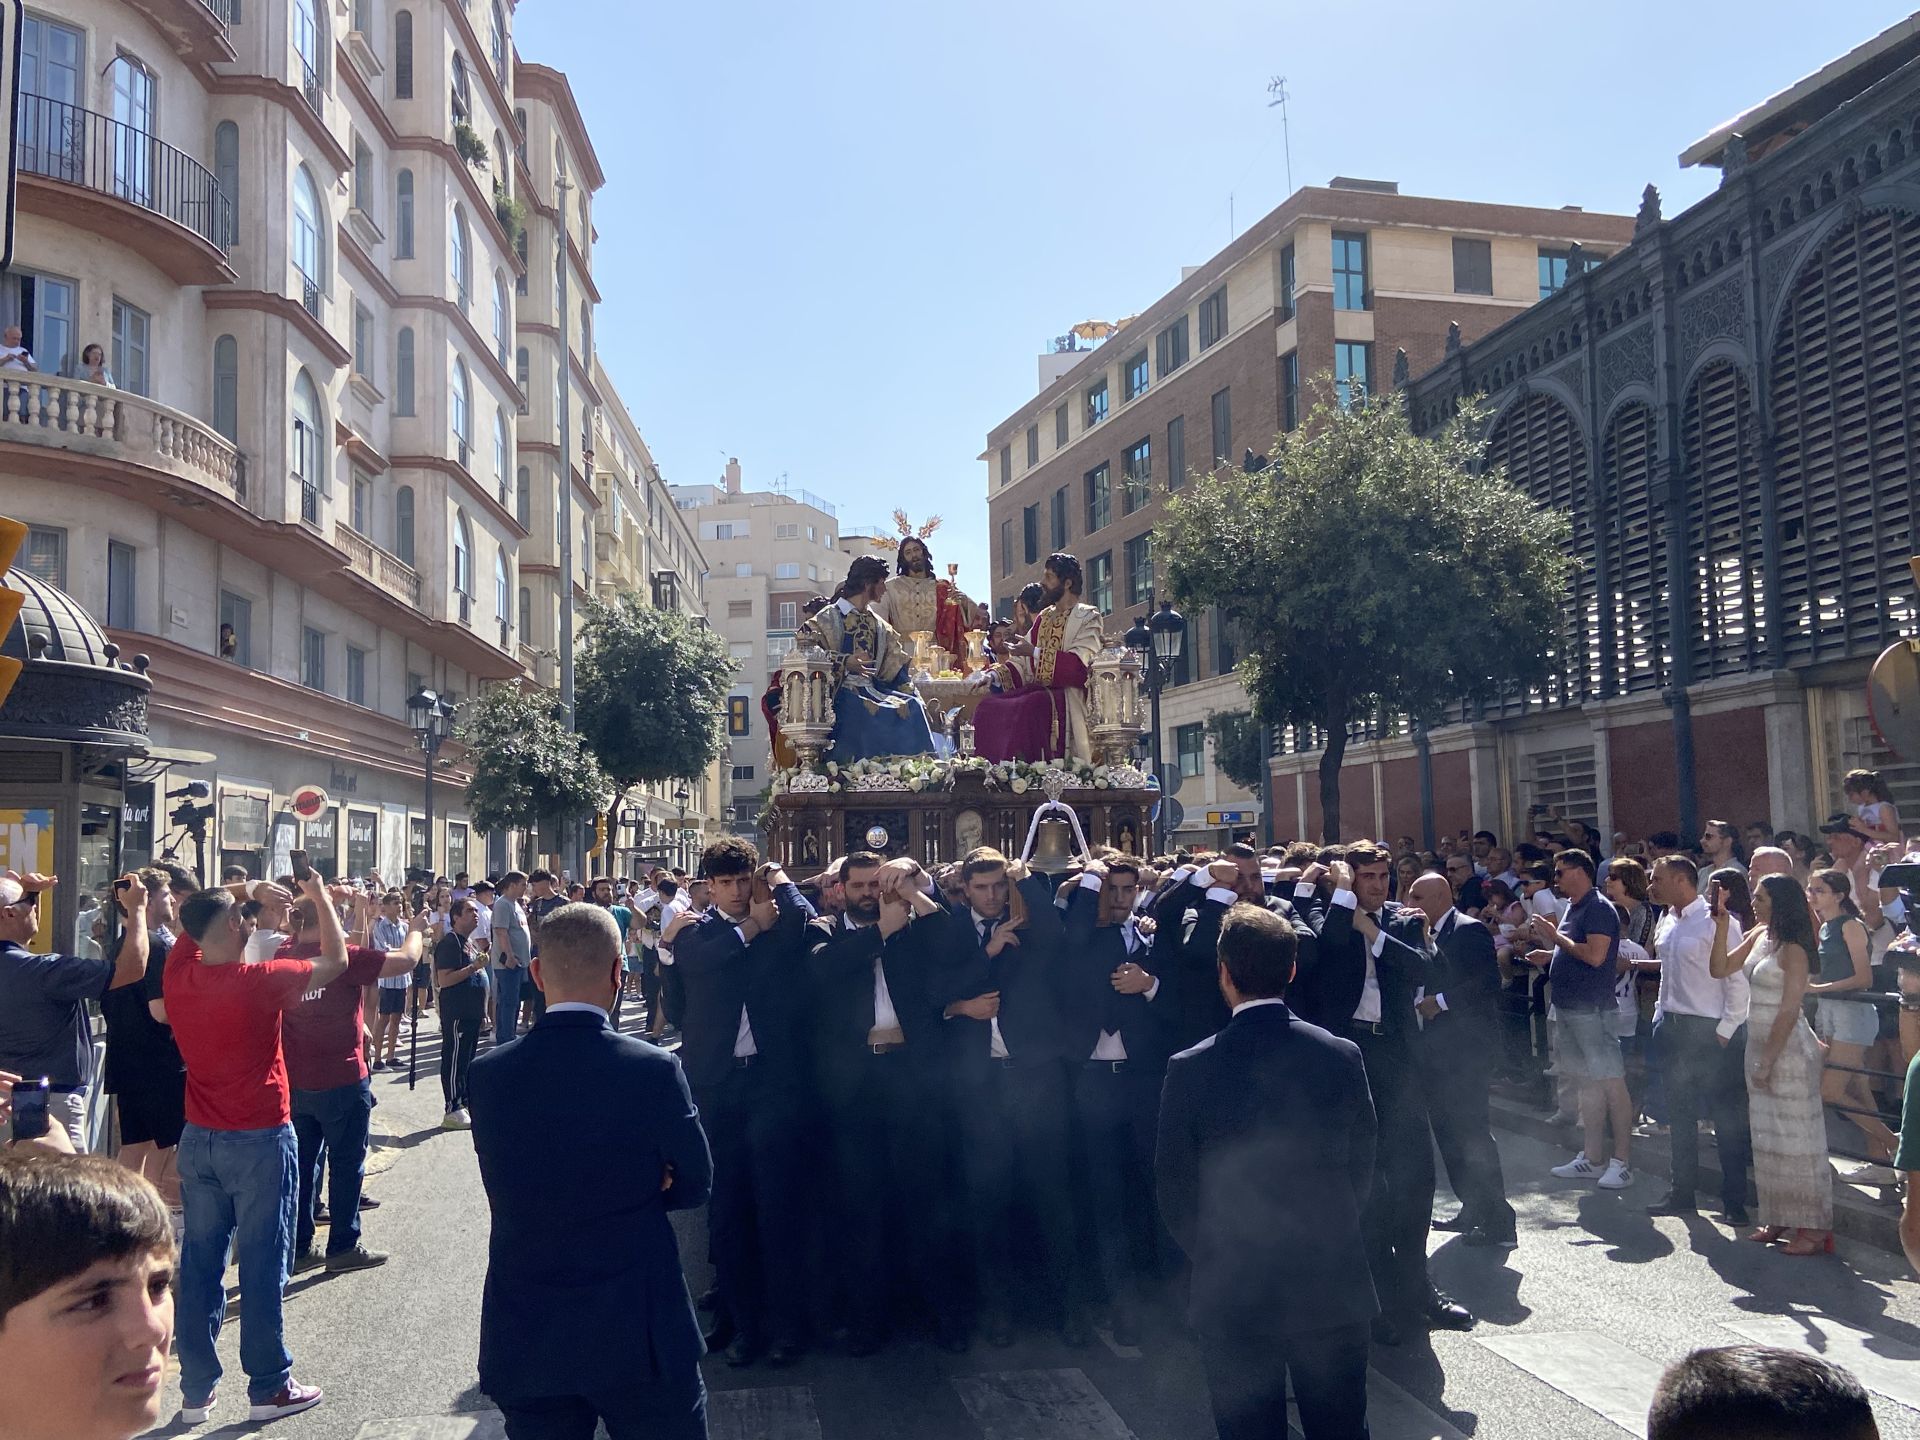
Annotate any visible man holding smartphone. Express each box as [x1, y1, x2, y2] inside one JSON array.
[[0, 869, 151, 1150]]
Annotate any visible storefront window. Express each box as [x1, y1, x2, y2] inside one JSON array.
[[74, 803, 120, 958], [346, 808, 379, 879], [303, 806, 340, 880]]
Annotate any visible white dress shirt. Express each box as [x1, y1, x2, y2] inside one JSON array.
[[971, 908, 1010, 1058], [546, 1000, 609, 1018], [1328, 889, 1385, 1023], [1652, 895, 1749, 1039], [1079, 871, 1160, 1060], [843, 913, 899, 1034]]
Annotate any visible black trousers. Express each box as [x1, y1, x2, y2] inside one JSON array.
[[1202, 1320, 1371, 1440], [439, 1011, 481, 1111], [695, 1063, 806, 1347], [495, 1369, 706, 1440], [1072, 1059, 1163, 1309], [829, 1052, 960, 1340], [1654, 1013, 1752, 1211], [1419, 1027, 1515, 1234], [1349, 1028, 1433, 1316], [956, 1057, 1081, 1324]]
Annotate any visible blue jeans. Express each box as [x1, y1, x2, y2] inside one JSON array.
[[493, 964, 526, 1045], [292, 1077, 374, 1257], [175, 1122, 297, 1405]]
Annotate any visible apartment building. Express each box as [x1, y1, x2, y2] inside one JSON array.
[[670, 461, 850, 832], [981, 181, 1635, 848], [590, 362, 729, 869], [0, 0, 675, 881]]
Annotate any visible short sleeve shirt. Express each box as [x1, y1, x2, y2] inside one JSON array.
[[280, 945, 387, 1091], [1896, 1048, 1920, 1173], [0, 941, 116, 1087], [435, 931, 487, 1021], [163, 944, 315, 1130], [1551, 888, 1622, 1012], [100, 932, 183, 1093]]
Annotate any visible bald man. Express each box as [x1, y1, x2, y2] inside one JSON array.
[[1746, 846, 1793, 883], [1408, 873, 1517, 1247]]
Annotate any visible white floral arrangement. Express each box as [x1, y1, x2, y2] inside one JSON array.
[[769, 755, 1146, 795]]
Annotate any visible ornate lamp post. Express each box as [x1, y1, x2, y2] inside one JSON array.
[[674, 782, 691, 869], [405, 686, 457, 881], [1123, 597, 1186, 854]]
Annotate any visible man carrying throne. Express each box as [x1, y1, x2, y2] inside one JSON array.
[[873, 516, 976, 673], [796, 555, 937, 763], [971, 551, 1104, 765]]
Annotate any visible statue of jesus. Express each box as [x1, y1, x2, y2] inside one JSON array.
[[970, 551, 1103, 764], [795, 554, 936, 763], [874, 535, 976, 672]]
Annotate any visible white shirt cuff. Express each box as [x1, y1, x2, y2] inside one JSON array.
[[1204, 885, 1239, 906], [1186, 871, 1208, 889], [1078, 873, 1103, 891], [1433, 993, 1449, 1012], [1294, 881, 1317, 899], [1331, 888, 1357, 910], [1369, 927, 1388, 958], [733, 925, 749, 947], [1144, 976, 1161, 1001], [1714, 1017, 1740, 1041]]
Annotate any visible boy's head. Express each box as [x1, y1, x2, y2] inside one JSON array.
[[0, 1155, 175, 1440]]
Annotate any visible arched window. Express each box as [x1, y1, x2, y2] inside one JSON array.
[[489, 0, 506, 74], [212, 335, 239, 442], [292, 368, 325, 521], [492, 271, 509, 361], [514, 225, 528, 295], [515, 465, 531, 527], [451, 52, 470, 118], [451, 205, 470, 308], [394, 10, 413, 98], [518, 584, 532, 638], [580, 299, 591, 359], [494, 550, 509, 623], [394, 169, 414, 257], [515, 347, 529, 412], [395, 327, 415, 415], [213, 121, 239, 246], [492, 408, 508, 497], [395, 485, 416, 565], [453, 512, 473, 597], [293, 0, 321, 83], [513, 107, 528, 165], [451, 357, 471, 465], [292, 165, 323, 286], [492, 129, 507, 197]]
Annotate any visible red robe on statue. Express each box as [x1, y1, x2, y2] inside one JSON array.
[[971, 611, 1091, 763]]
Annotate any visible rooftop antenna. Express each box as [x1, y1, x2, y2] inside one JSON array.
[[1267, 75, 1294, 195]]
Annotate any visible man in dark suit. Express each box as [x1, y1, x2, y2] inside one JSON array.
[[673, 838, 815, 1368], [1061, 856, 1169, 1345], [1149, 843, 1317, 1053], [1406, 872, 1517, 1248], [469, 902, 712, 1440], [1295, 844, 1474, 1345], [805, 852, 967, 1354], [1156, 901, 1376, 1440], [932, 846, 1086, 1347]]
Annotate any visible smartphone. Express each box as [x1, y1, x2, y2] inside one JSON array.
[[290, 849, 313, 883], [113, 877, 132, 892], [10, 1078, 50, 1142]]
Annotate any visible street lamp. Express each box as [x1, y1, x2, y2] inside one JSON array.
[[1124, 597, 1186, 854], [674, 783, 691, 869], [404, 685, 456, 1091]]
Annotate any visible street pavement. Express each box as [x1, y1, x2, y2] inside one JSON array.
[[143, 1011, 1920, 1440]]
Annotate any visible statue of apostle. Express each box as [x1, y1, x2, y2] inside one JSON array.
[[795, 555, 937, 763], [970, 553, 1103, 764], [874, 536, 976, 672]]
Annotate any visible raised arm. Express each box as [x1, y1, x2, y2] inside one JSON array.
[[1707, 908, 1762, 980], [301, 874, 352, 989]]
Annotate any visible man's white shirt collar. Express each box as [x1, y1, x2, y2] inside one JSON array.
[[836, 597, 854, 615], [1231, 997, 1287, 1016], [546, 1001, 609, 1018]]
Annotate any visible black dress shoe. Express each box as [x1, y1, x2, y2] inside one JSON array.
[[1647, 1193, 1699, 1217], [1424, 1292, 1477, 1332], [1464, 1225, 1519, 1249], [765, 1341, 802, 1368], [1110, 1305, 1142, 1348], [1723, 1205, 1752, 1227], [1431, 1212, 1474, 1233], [724, 1334, 761, 1367], [1370, 1315, 1404, 1347], [1061, 1314, 1091, 1348], [701, 1320, 734, 1353]]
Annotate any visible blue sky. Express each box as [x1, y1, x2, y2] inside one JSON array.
[[514, 0, 1914, 590]]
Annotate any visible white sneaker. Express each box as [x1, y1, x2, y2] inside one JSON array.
[[1598, 1159, 1634, 1190], [1550, 1153, 1599, 1180], [442, 1107, 471, 1130], [1842, 1162, 1899, 1186], [179, 1391, 216, 1425]]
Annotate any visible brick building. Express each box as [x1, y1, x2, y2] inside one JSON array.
[[980, 182, 1633, 848]]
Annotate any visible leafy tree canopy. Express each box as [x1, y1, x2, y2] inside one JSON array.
[[1158, 382, 1570, 838], [458, 683, 609, 835], [574, 593, 737, 789], [1204, 710, 1268, 792]]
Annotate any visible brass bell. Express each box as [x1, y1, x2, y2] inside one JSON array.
[[1028, 815, 1077, 874]]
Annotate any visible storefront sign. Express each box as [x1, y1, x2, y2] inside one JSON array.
[[303, 806, 339, 880], [220, 791, 268, 850], [0, 807, 55, 949]]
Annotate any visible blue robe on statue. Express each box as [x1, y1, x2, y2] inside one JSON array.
[[798, 599, 936, 763]]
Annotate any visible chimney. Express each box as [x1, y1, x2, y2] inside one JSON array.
[[723, 457, 741, 494]]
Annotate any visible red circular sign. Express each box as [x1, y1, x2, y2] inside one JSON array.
[[290, 785, 330, 819]]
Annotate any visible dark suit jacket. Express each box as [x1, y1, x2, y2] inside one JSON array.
[[1155, 1003, 1378, 1339], [673, 881, 816, 1091], [469, 1010, 712, 1400], [933, 872, 1073, 1077], [1293, 889, 1430, 1045], [1149, 873, 1317, 1053], [1422, 909, 1501, 1052], [804, 907, 951, 1103], [1060, 883, 1170, 1067]]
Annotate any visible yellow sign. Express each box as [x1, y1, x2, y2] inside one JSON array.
[[0, 807, 56, 950]]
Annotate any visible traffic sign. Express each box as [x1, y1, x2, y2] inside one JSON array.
[[1207, 809, 1257, 825], [1162, 798, 1186, 832], [289, 785, 330, 820], [1157, 765, 1182, 798]]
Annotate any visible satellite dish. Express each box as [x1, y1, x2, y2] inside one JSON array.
[[1868, 641, 1920, 760]]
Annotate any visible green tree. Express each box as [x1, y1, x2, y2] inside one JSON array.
[[1159, 383, 1570, 840], [458, 683, 609, 838], [1204, 710, 1268, 792], [574, 593, 736, 838]]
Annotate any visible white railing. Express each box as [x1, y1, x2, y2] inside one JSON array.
[[337, 523, 424, 607], [1, 373, 247, 506]]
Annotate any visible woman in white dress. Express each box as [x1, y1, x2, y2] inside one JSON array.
[[1709, 872, 1833, 1254]]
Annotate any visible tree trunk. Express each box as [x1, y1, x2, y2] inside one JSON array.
[[1317, 704, 1350, 842]]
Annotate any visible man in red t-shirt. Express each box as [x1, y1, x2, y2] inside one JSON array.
[[282, 891, 427, 1274], [164, 874, 348, 1427]]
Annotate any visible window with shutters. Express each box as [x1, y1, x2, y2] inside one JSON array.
[[1198, 287, 1227, 348], [1050, 487, 1068, 550], [1278, 244, 1296, 320], [1124, 350, 1149, 401], [1022, 504, 1038, 564], [999, 518, 1012, 576], [1026, 424, 1038, 467], [1771, 209, 1920, 666], [1122, 437, 1151, 512], [1054, 403, 1068, 447], [1166, 415, 1186, 491], [1528, 746, 1598, 827], [1599, 403, 1664, 694], [1156, 316, 1189, 377], [1085, 463, 1110, 533], [1682, 361, 1764, 679], [1485, 392, 1591, 711], [1452, 237, 1493, 295]]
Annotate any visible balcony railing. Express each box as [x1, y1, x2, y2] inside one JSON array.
[[199, 0, 233, 28], [16, 93, 232, 254], [337, 524, 424, 608], [2, 374, 246, 505], [298, 56, 324, 115]]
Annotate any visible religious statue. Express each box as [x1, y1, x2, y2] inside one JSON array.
[[795, 554, 936, 762], [970, 552, 1103, 764], [872, 515, 976, 672]]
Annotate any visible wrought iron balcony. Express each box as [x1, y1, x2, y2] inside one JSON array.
[[298, 56, 324, 116], [16, 93, 232, 261]]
